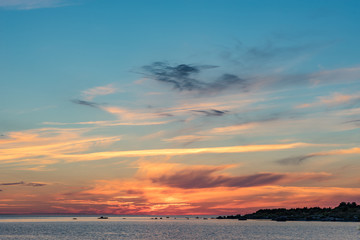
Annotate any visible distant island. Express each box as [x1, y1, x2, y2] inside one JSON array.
[[217, 202, 360, 222]]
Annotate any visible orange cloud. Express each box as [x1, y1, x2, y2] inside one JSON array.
[[203, 122, 258, 135], [0, 161, 353, 215], [163, 134, 214, 143], [43, 120, 170, 126], [0, 128, 121, 164], [295, 92, 360, 109], [60, 142, 312, 162]]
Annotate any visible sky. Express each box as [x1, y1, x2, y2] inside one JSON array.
[[0, 0, 360, 215]]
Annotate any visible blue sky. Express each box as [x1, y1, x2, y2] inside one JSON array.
[[0, 0, 359, 214]]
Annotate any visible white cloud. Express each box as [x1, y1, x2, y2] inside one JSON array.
[[81, 84, 119, 101]]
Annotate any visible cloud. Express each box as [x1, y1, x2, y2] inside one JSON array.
[[58, 142, 313, 162], [51, 161, 338, 215], [149, 165, 333, 189], [142, 62, 205, 91], [43, 120, 171, 126], [100, 106, 163, 121], [0, 158, 342, 215], [192, 109, 229, 116], [204, 122, 258, 135], [296, 92, 360, 109], [0, 181, 46, 187], [0, 127, 122, 164], [81, 84, 118, 101], [0, 0, 75, 10], [163, 135, 214, 144], [210, 74, 247, 92], [71, 99, 99, 108], [277, 147, 360, 165], [277, 154, 317, 165], [0, 182, 23, 186], [142, 62, 246, 93], [221, 41, 323, 68], [151, 167, 285, 189], [309, 66, 360, 85], [343, 119, 360, 125], [25, 182, 47, 187]]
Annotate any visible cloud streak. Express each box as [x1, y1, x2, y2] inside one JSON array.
[[151, 168, 285, 189], [71, 99, 99, 108], [60, 142, 313, 162], [81, 84, 118, 101], [143, 62, 246, 93], [0, 181, 46, 187], [296, 92, 360, 109], [0, 128, 122, 164], [192, 109, 229, 117], [277, 147, 360, 165]]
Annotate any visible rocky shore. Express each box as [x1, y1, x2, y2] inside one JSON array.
[[217, 202, 360, 222]]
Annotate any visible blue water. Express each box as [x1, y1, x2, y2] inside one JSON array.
[[0, 216, 359, 240]]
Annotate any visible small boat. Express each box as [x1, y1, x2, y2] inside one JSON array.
[[98, 216, 109, 219]]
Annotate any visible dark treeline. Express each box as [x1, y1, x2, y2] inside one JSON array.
[[217, 202, 360, 222]]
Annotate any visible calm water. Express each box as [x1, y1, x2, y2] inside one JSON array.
[[0, 216, 359, 240]]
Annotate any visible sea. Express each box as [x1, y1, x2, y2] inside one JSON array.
[[0, 215, 359, 240]]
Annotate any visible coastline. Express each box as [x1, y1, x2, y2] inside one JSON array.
[[217, 202, 360, 222]]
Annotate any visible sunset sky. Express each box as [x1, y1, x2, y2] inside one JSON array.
[[1, 0, 360, 215]]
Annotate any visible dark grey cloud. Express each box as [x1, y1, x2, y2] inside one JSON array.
[[25, 182, 47, 187], [192, 109, 229, 117], [0, 181, 23, 186], [71, 99, 99, 108], [0, 181, 46, 187], [151, 168, 285, 189], [277, 154, 318, 165], [142, 62, 246, 93], [209, 74, 246, 91], [157, 113, 174, 117], [343, 119, 360, 125]]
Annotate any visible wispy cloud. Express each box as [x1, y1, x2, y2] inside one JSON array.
[[0, 127, 122, 164], [71, 99, 99, 108], [0, 181, 46, 187], [0, 0, 75, 10], [101, 106, 163, 121], [203, 122, 258, 135], [142, 62, 246, 93], [192, 109, 229, 117], [163, 135, 214, 144], [220, 40, 326, 72], [296, 92, 360, 109], [81, 84, 118, 101], [151, 168, 285, 189], [43, 120, 171, 127], [59, 142, 313, 162], [139, 162, 333, 188], [277, 147, 360, 165], [141, 61, 360, 102]]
